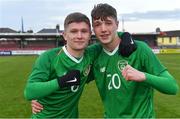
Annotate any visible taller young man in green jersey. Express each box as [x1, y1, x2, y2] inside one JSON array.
[[24, 12, 98, 118], [91, 3, 179, 118]]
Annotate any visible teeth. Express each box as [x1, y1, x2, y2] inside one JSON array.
[[101, 34, 108, 37], [101, 35, 108, 38]]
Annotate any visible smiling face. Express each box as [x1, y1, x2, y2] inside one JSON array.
[[91, 3, 120, 48], [92, 16, 119, 45], [63, 22, 91, 52]]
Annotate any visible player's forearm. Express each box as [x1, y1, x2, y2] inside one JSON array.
[[144, 71, 179, 95], [24, 79, 59, 100]]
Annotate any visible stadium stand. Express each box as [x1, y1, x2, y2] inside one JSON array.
[[0, 39, 20, 50], [0, 27, 65, 52], [24, 40, 56, 50]]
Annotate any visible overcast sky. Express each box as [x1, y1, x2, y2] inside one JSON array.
[[0, 0, 180, 33]]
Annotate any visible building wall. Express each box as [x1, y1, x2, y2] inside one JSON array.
[[177, 37, 180, 46], [157, 36, 177, 46]]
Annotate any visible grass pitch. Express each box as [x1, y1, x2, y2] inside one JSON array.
[[0, 54, 179, 118]]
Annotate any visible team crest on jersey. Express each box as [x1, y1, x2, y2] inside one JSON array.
[[83, 65, 91, 76], [117, 60, 128, 71]]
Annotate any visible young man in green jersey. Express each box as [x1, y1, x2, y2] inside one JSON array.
[[90, 3, 179, 118], [24, 12, 98, 118]]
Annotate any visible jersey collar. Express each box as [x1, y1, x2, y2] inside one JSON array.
[[62, 46, 83, 63], [103, 44, 119, 56]]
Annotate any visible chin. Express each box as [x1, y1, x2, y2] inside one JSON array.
[[75, 48, 85, 51], [101, 40, 111, 44], [75, 46, 87, 50]]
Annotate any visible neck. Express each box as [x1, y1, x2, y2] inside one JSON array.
[[103, 36, 121, 52], [66, 46, 84, 58]]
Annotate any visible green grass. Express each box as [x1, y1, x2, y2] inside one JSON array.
[[0, 54, 179, 118], [154, 54, 180, 118], [0, 56, 37, 117]]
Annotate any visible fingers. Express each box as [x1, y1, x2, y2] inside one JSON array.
[[32, 100, 43, 108], [32, 106, 41, 114], [122, 65, 133, 81], [121, 65, 146, 82], [31, 100, 43, 114]]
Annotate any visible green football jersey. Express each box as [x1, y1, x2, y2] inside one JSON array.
[[92, 40, 167, 118], [24, 45, 98, 118]]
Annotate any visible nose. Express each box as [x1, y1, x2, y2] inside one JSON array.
[[77, 31, 82, 39], [101, 24, 107, 32]]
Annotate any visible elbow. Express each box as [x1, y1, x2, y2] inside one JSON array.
[[172, 84, 179, 95], [24, 85, 37, 100], [165, 84, 179, 95], [24, 84, 44, 100], [24, 89, 33, 101], [169, 77, 179, 95]]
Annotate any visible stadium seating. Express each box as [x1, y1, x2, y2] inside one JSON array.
[[0, 39, 57, 51]]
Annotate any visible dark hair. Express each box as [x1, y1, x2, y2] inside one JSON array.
[[64, 12, 91, 30], [91, 3, 117, 22]]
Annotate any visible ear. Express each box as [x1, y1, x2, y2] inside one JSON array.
[[92, 28, 95, 33], [90, 30, 92, 35], [89, 31, 92, 41], [62, 31, 67, 41], [116, 20, 119, 27]]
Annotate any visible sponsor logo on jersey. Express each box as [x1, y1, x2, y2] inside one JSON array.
[[66, 77, 77, 83], [130, 36, 134, 44], [100, 67, 106, 73]]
